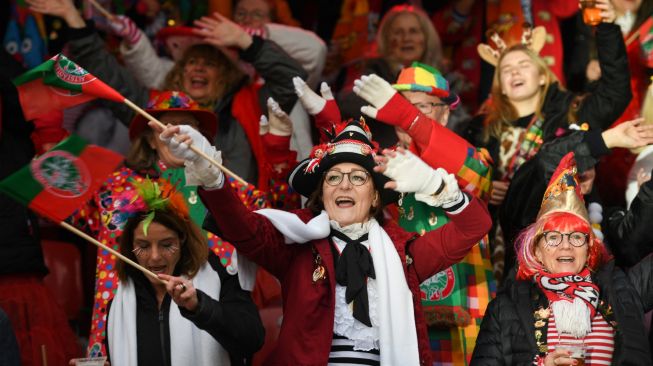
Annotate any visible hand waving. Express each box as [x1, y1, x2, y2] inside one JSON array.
[[27, 0, 86, 28], [193, 12, 253, 50], [601, 118, 653, 150]]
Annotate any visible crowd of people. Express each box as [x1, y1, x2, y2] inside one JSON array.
[[2, 0, 653, 365]]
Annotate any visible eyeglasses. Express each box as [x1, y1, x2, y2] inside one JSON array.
[[324, 169, 370, 186], [412, 102, 447, 114], [541, 231, 589, 247]]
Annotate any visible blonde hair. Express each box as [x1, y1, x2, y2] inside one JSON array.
[[484, 45, 559, 142], [163, 44, 244, 107], [376, 5, 442, 68]]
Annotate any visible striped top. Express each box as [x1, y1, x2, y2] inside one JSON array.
[[328, 334, 380, 366], [546, 312, 615, 365]]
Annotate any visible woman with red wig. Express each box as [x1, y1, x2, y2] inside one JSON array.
[[471, 153, 653, 365]]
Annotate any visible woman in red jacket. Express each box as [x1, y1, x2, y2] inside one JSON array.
[[152, 118, 492, 365]]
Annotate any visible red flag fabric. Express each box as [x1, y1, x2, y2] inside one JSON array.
[[0, 134, 123, 222], [12, 53, 124, 121]]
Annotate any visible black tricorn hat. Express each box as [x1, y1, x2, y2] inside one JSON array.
[[288, 119, 398, 205]]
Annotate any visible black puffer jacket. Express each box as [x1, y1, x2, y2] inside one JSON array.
[[605, 175, 653, 267], [464, 22, 630, 167], [471, 257, 653, 365]]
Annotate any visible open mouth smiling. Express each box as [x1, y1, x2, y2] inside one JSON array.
[[335, 197, 355, 208]]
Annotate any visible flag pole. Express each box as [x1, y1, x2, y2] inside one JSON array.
[[59, 221, 167, 285], [123, 98, 249, 186], [87, 0, 116, 21], [41, 345, 47, 366]]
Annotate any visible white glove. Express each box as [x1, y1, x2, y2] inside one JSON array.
[[417, 172, 467, 212], [159, 125, 224, 188], [259, 114, 270, 135], [266, 97, 293, 136], [352, 74, 397, 119], [185, 149, 224, 189], [382, 150, 464, 209], [293, 77, 334, 115]]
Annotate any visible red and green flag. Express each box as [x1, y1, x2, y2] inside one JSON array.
[[12, 53, 125, 121], [639, 17, 653, 67], [0, 134, 123, 222]]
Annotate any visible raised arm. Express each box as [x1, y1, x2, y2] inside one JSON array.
[[576, 21, 631, 130], [265, 23, 326, 88], [198, 184, 294, 278], [353, 73, 493, 199], [27, 0, 149, 125], [374, 148, 492, 281], [118, 22, 174, 89], [148, 121, 296, 277], [409, 192, 490, 281], [246, 38, 308, 113], [193, 12, 307, 113]]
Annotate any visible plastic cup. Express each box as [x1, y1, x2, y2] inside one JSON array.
[[71, 357, 107, 366], [556, 342, 587, 366], [580, 0, 602, 26]]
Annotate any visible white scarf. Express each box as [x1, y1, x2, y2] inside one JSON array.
[[255, 209, 420, 366], [552, 298, 593, 338], [107, 263, 231, 366]]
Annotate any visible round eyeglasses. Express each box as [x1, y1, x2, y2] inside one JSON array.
[[324, 169, 370, 186], [541, 231, 589, 247]]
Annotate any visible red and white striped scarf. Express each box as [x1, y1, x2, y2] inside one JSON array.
[[534, 268, 600, 337]]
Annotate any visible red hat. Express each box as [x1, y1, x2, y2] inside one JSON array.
[[129, 90, 218, 141], [156, 26, 198, 41]]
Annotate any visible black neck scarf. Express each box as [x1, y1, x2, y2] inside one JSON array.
[[330, 229, 375, 327]]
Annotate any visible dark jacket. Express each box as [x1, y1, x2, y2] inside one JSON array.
[[65, 23, 307, 184], [464, 22, 630, 167], [470, 256, 653, 365], [0, 57, 47, 276], [605, 175, 653, 267], [106, 252, 264, 366]]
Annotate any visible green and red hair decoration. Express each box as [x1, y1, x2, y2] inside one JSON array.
[[113, 178, 189, 235]]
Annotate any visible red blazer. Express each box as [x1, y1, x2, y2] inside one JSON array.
[[199, 186, 491, 365]]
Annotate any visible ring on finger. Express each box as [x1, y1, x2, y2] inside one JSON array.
[[177, 283, 187, 292]]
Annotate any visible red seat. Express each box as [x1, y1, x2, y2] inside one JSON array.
[[41, 240, 84, 321]]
